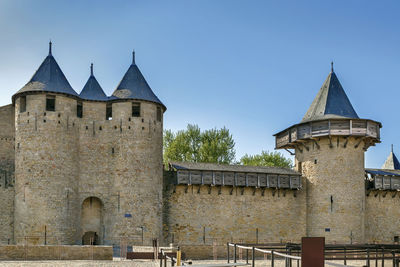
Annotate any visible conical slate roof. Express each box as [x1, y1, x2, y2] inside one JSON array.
[[382, 146, 400, 170], [14, 42, 78, 98], [302, 64, 358, 122], [112, 51, 164, 107], [79, 64, 108, 101]]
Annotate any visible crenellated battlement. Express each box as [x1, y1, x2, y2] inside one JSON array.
[[14, 93, 163, 142]]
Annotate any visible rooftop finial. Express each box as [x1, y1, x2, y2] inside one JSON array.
[[331, 61, 334, 73], [49, 40, 52, 55], [132, 50, 135, 65], [392, 144, 394, 153], [90, 63, 94, 76]]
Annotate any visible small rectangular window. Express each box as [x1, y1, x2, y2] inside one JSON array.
[[132, 102, 141, 117], [77, 102, 83, 118], [156, 107, 161, 122], [46, 96, 55, 111], [106, 104, 112, 120], [20, 96, 26, 113]]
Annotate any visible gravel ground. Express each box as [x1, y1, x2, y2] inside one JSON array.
[[0, 258, 394, 266]]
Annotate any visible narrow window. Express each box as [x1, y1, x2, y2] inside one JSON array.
[[132, 102, 141, 117], [297, 162, 302, 173], [77, 102, 83, 118], [106, 104, 112, 120], [156, 107, 162, 122], [46, 96, 55, 111], [20, 96, 26, 113]]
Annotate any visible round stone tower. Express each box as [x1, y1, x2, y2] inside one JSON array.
[[275, 64, 381, 243], [12, 42, 80, 245], [107, 51, 165, 244]]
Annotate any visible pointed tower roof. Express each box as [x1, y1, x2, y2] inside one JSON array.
[[382, 145, 400, 170], [112, 51, 165, 108], [301, 63, 358, 122], [14, 42, 78, 99], [79, 63, 108, 101]]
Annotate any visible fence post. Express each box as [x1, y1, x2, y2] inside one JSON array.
[[177, 247, 181, 266], [227, 243, 230, 263], [285, 247, 288, 267], [375, 248, 378, 267], [344, 247, 347, 265], [160, 249, 163, 267], [24, 236, 27, 261], [382, 248, 385, 267], [164, 253, 167, 267], [252, 247, 255, 267], [271, 250, 274, 267], [234, 244, 237, 263], [393, 251, 396, 267], [213, 240, 217, 260], [289, 247, 292, 267], [367, 248, 370, 267], [246, 248, 249, 264]]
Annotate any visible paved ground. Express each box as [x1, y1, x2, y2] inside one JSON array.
[[0, 259, 393, 266]]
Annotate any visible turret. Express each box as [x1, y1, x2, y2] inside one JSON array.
[[274, 64, 381, 243], [105, 51, 165, 244], [13, 42, 80, 244], [381, 145, 400, 170]]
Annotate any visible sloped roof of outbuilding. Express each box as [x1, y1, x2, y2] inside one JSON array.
[[14, 42, 78, 98], [302, 63, 358, 122], [365, 168, 400, 177], [169, 162, 300, 176], [111, 51, 165, 108], [79, 64, 108, 101]]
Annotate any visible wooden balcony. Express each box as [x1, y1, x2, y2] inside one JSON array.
[[275, 118, 381, 149]]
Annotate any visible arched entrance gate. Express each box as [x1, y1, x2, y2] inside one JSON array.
[[81, 196, 103, 245]]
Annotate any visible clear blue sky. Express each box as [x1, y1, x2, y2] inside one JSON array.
[[0, 0, 399, 168]]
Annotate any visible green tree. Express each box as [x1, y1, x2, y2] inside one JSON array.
[[240, 150, 292, 168], [163, 124, 235, 165]]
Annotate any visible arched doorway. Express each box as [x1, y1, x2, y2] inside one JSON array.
[[81, 197, 103, 245]]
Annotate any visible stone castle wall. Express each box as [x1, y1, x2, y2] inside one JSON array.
[[2, 92, 399, 248], [12, 93, 164, 245], [163, 183, 306, 246], [365, 193, 400, 243], [0, 245, 112, 260], [295, 137, 366, 243], [77, 100, 164, 246], [0, 104, 15, 244]]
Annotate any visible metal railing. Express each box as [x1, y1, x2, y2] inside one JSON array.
[[227, 242, 400, 267], [227, 243, 300, 267], [160, 248, 178, 267]]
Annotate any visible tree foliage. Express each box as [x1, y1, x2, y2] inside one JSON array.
[[240, 150, 292, 168], [163, 124, 235, 165]]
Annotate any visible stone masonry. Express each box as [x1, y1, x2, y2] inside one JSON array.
[[11, 94, 164, 245], [0, 45, 398, 253]]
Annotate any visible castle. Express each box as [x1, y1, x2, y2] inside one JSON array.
[[0, 43, 399, 249]]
